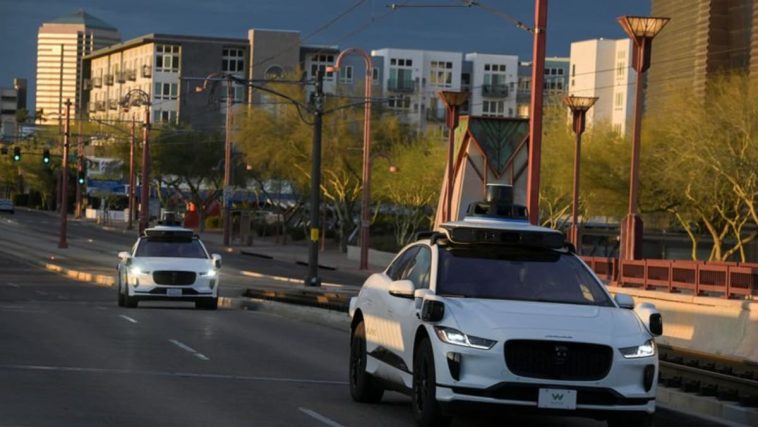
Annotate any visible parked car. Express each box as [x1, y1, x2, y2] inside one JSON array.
[[348, 194, 662, 427], [116, 226, 222, 309], [0, 199, 14, 214]]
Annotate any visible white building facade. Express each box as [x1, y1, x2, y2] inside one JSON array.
[[569, 38, 634, 135], [464, 53, 518, 118]]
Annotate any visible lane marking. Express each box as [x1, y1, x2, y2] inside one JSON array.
[[119, 314, 138, 324], [0, 364, 348, 385], [298, 408, 345, 427], [169, 339, 210, 361], [6, 282, 19, 288]]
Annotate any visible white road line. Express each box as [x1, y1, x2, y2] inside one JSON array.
[[0, 364, 348, 385], [6, 282, 19, 288], [298, 408, 345, 427], [119, 314, 138, 324], [169, 339, 210, 361]]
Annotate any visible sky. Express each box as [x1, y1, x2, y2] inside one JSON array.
[[0, 0, 650, 112]]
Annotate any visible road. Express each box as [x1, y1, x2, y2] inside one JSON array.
[[0, 210, 723, 426]]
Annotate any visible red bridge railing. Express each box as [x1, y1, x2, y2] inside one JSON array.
[[580, 256, 758, 299]]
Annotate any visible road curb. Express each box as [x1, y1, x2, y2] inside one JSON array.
[[657, 387, 757, 426], [44, 263, 115, 287]]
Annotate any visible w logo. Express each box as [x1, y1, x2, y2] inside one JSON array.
[[551, 393, 564, 401]]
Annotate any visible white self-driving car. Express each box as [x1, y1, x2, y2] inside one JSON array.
[[117, 226, 222, 309], [348, 198, 662, 427]]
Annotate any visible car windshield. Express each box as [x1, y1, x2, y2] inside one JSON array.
[[436, 245, 613, 306], [134, 239, 208, 258]]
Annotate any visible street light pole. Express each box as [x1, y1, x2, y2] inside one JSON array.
[[223, 75, 234, 246], [563, 95, 598, 254], [127, 116, 136, 230], [58, 98, 71, 249], [617, 15, 669, 260], [526, 0, 548, 225], [139, 104, 151, 233], [328, 48, 373, 270], [306, 71, 325, 287]]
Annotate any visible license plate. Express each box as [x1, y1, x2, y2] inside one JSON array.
[[166, 288, 182, 297], [538, 388, 577, 410]]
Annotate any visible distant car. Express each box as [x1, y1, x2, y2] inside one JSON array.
[[0, 199, 14, 214], [116, 226, 222, 309], [348, 191, 662, 427]]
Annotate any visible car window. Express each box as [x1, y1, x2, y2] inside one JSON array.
[[436, 245, 613, 306], [135, 239, 208, 258], [406, 246, 431, 289], [386, 246, 420, 281]]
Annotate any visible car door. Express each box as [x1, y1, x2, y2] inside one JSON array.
[[397, 245, 432, 372]]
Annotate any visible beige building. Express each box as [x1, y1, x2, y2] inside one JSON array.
[[35, 10, 120, 124]]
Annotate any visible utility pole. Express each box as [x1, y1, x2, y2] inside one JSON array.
[[526, 0, 548, 225], [75, 53, 85, 219], [223, 75, 234, 246], [306, 71, 324, 287], [58, 99, 71, 249], [139, 104, 151, 233], [127, 116, 136, 230]]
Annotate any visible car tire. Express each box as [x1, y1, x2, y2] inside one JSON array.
[[117, 280, 125, 307], [349, 319, 384, 403], [196, 298, 218, 310], [412, 337, 450, 427], [607, 412, 653, 427], [124, 288, 138, 308]]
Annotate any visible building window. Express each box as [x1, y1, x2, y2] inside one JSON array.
[[339, 66, 353, 84], [615, 92, 624, 108], [265, 65, 284, 80], [389, 59, 414, 92], [483, 63, 508, 97], [372, 68, 379, 81], [482, 100, 505, 116], [387, 95, 411, 110], [429, 61, 453, 87], [155, 45, 180, 72], [572, 64, 576, 77], [222, 48, 245, 73], [616, 60, 626, 78], [558, 68, 564, 75], [153, 109, 174, 124], [390, 58, 412, 67], [310, 54, 335, 81], [153, 82, 178, 100]]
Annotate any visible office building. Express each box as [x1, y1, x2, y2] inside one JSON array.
[[35, 10, 120, 124]]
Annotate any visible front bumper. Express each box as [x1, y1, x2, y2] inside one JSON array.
[[127, 274, 218, 300]]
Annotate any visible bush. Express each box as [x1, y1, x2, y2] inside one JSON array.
[[205, 216, 222, 229]]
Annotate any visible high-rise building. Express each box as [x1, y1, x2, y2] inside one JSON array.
[[35, 10, 120, 124], [569, 39, 635, 135], [647, 0, 756, 112]]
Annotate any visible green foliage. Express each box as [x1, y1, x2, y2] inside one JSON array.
[[205, 216, 221, 229]]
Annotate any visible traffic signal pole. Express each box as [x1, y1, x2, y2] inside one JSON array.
[[306, 71, 324, 287], [58, 99, 71, 249]]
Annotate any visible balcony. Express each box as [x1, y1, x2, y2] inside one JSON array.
[[104, 74, 114, 86], [116, 71, 126, 84], [127, 69, 137, 81], [388, 78, 415, 93], [482, 84, 509, 97], [95, 101, 105, 112], [142, 65, 152, 78], [92, 77, 102, 88], [107, 99, 118, 110]]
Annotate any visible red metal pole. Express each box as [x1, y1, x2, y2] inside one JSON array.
[[445, 106, 455, 222], [570, 111, 584, 253], [58, 99, 71, 249], [526, 0, 548, 225], [223, 76, 233, 246], [359, 58, 373, 270], [127, 116, 135, 230], [139, 105, 150, 233]]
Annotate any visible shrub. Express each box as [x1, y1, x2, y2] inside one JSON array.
[[205, 216, 222, 229]]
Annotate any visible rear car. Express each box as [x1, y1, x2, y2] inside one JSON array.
[[0, 199, 14, 214], [116, 226, 222, 309]]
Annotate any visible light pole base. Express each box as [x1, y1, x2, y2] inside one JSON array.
[[619, 214, 644, 260]]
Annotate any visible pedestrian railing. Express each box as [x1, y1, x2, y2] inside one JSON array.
[[580, 256, 757, 299]]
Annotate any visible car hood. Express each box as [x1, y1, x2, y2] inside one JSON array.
[[444, 298, 645, 343], [130, 257, 212, 272]]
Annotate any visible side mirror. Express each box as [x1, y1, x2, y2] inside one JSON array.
[[118, 251, 130, 260], [615, 293, 635, 310], [634, 302, 663, 337], [211, 254, 222, 269], [421, 299, 445, 322], [389, 279, 415, 299]]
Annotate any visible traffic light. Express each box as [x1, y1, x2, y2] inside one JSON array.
[[12, 147, 21, 162], [42, 149, 50, 165]]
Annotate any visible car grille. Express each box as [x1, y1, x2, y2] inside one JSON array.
[[504, 340, 612, 381], [152, 271, 196, 286]]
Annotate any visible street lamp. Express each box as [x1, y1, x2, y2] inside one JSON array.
[[617, 15, 669, 260], [195, 72, 235, 246], [120, 89, 151, 234], [563, 95, 597, 254], [437, 90, 468, 222], [327, 48, 373, 270]]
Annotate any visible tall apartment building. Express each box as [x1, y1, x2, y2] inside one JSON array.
[[464, 53, 518, 119], [35, 10, 120, 124], [0, 79, 27, 140], [516, 57, 569, 118], [569, 39, 635, 134], [249, 29, 301, 107], [85, 34, 249, 129], [648, 0, 757, 112]]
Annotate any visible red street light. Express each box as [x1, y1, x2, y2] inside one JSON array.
[[617, 15, 669, 260], [327, 48, 374, 270], [562, 95, 598, 254], [437, 90, 468, 222]]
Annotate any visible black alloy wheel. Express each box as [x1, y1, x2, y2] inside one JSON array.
[[349, 319, 384, 403]]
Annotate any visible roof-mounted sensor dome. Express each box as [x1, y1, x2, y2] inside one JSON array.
[[465, 184, 528, 221]]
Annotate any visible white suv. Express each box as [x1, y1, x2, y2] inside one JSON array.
[[117, 226, 222, 309], [348, 209, 662, 427]]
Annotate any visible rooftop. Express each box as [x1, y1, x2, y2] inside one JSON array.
[[47, 9, 118, 31]]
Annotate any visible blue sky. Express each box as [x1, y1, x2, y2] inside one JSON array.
[[0, 0, 649, 111]]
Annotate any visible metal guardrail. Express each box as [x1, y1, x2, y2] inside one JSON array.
[[581, 256, 757, 299]]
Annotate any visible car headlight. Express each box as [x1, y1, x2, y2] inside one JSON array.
[[434, 326, 496, 350], [128, 266, 150, 276], [200, 269, 217, 278], [620, 339, 656, 359]]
